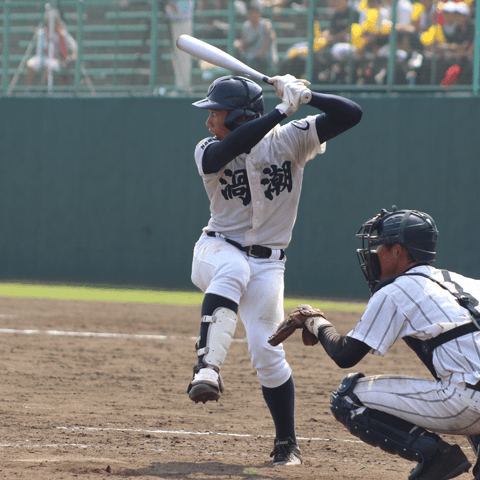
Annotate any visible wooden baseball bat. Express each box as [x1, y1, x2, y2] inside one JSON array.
[[176, 34, 312, 104]]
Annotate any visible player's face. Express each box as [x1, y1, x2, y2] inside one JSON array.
[[206, 109, 231, 140]]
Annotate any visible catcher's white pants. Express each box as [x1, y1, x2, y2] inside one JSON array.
[[191, 232, 292, 388], [353, 374, 480, 435]]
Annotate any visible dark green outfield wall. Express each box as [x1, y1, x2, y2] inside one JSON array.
[[1, 95, 479, 300]]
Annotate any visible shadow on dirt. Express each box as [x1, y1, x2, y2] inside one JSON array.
[[123, 461, 292, 479]]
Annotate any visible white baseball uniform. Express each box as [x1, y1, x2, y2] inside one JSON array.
[[348, 265, 480, 435], [27, 27, 77, 73], [191, 115, 325, 388]]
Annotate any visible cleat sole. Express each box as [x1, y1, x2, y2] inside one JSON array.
[[189, 383, 220, 403]]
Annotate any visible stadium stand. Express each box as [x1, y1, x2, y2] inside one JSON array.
[[1, 1, 173, 92], [5, 1, 474, 93], [0, 0, 333, 94]]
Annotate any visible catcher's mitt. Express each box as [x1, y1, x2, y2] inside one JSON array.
[[268, 304, 327, 347]]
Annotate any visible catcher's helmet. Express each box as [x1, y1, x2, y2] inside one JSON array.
[[193, 76, 264, 131], [356, 207, 439, 290]]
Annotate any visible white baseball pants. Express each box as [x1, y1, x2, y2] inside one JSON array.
[[191, 232, 292, 388], [353, 374, 480, 435]]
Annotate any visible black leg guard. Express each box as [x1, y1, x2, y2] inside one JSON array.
[[330, 373, 439, 465]]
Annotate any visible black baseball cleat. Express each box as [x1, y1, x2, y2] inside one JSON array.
[[187, 366, 223, 404], [468, 434, 480, 479], [270, 437, 303, 466], [188, 382, 220, 404], [408, 440, 471, 480]]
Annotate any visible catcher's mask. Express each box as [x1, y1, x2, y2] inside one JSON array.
[[356, 207, 439, 290], [193, 75, 264, 131]]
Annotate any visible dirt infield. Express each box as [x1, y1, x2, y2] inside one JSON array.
[[0, 296, 475, 480]]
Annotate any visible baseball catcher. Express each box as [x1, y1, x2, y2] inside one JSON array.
[[271, 207, 480, 480]]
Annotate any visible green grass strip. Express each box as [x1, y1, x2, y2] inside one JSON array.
[[0, 282, 366, 312]]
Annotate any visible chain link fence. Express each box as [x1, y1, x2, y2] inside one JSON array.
[[1, 0, 478, 96]]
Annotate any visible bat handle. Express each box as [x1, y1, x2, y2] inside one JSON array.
[[300, 89, 312, 104], [263, 76, 312, 105]]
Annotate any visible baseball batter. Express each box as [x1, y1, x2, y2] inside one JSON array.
[[271, 207, 480, 479], [187, 74, 362, 464]]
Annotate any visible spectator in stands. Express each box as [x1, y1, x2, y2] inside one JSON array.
[[410, 0, 445, 84], [324, 0, 359, 45], [26, 7, 77, 86], [197, 0, 247, 40], [321, 0, 389, 84], [382, 0, 415, 29], [349, 0, 422, 85], [441, 2, 474, 57], [437, 1, 475, 84], [353, 0, 391, 52], [165, 0, 194, 89], [313, 0, 359, 83], [413, 0, 439, 32], [235, 1, 277, 75]]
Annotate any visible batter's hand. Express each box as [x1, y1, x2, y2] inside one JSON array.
[[271, 74, 311, 99], [275, 81, 310, 116], [268, 304, 330, 347]]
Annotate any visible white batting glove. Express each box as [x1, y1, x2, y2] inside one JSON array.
[[275, 81, 311, 116], [272, 74, 311, 99]]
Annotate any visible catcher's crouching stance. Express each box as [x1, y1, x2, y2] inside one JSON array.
[[269, 207, 480, 480]]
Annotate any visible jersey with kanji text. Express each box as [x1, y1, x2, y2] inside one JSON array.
[[194, 115, 325, 250]]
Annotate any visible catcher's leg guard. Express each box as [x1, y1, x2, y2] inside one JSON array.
[[330, 373, 439, 465], [188, 307, 238, 403]]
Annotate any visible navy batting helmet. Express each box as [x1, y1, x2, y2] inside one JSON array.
[[356, 207, 439, 289], [193, 76, 264, 131]]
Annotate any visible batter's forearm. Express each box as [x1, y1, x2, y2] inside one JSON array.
[[312, 93, 362, 143], [310, 92, 363, 125], [202, 110, 285, 174]]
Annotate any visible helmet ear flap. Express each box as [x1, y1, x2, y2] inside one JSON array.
[[224, 108, 261, 131]]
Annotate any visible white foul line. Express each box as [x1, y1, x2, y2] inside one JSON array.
[[0, 328, 168, 340], [56, 425, 362, 443], [0, 427, 363, 454], [0, 328, 246, 343]]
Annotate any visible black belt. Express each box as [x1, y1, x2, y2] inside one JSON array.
[[206, 231, 285, 260]]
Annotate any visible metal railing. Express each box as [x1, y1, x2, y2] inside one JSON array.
[[0, 0, 478, 96]]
